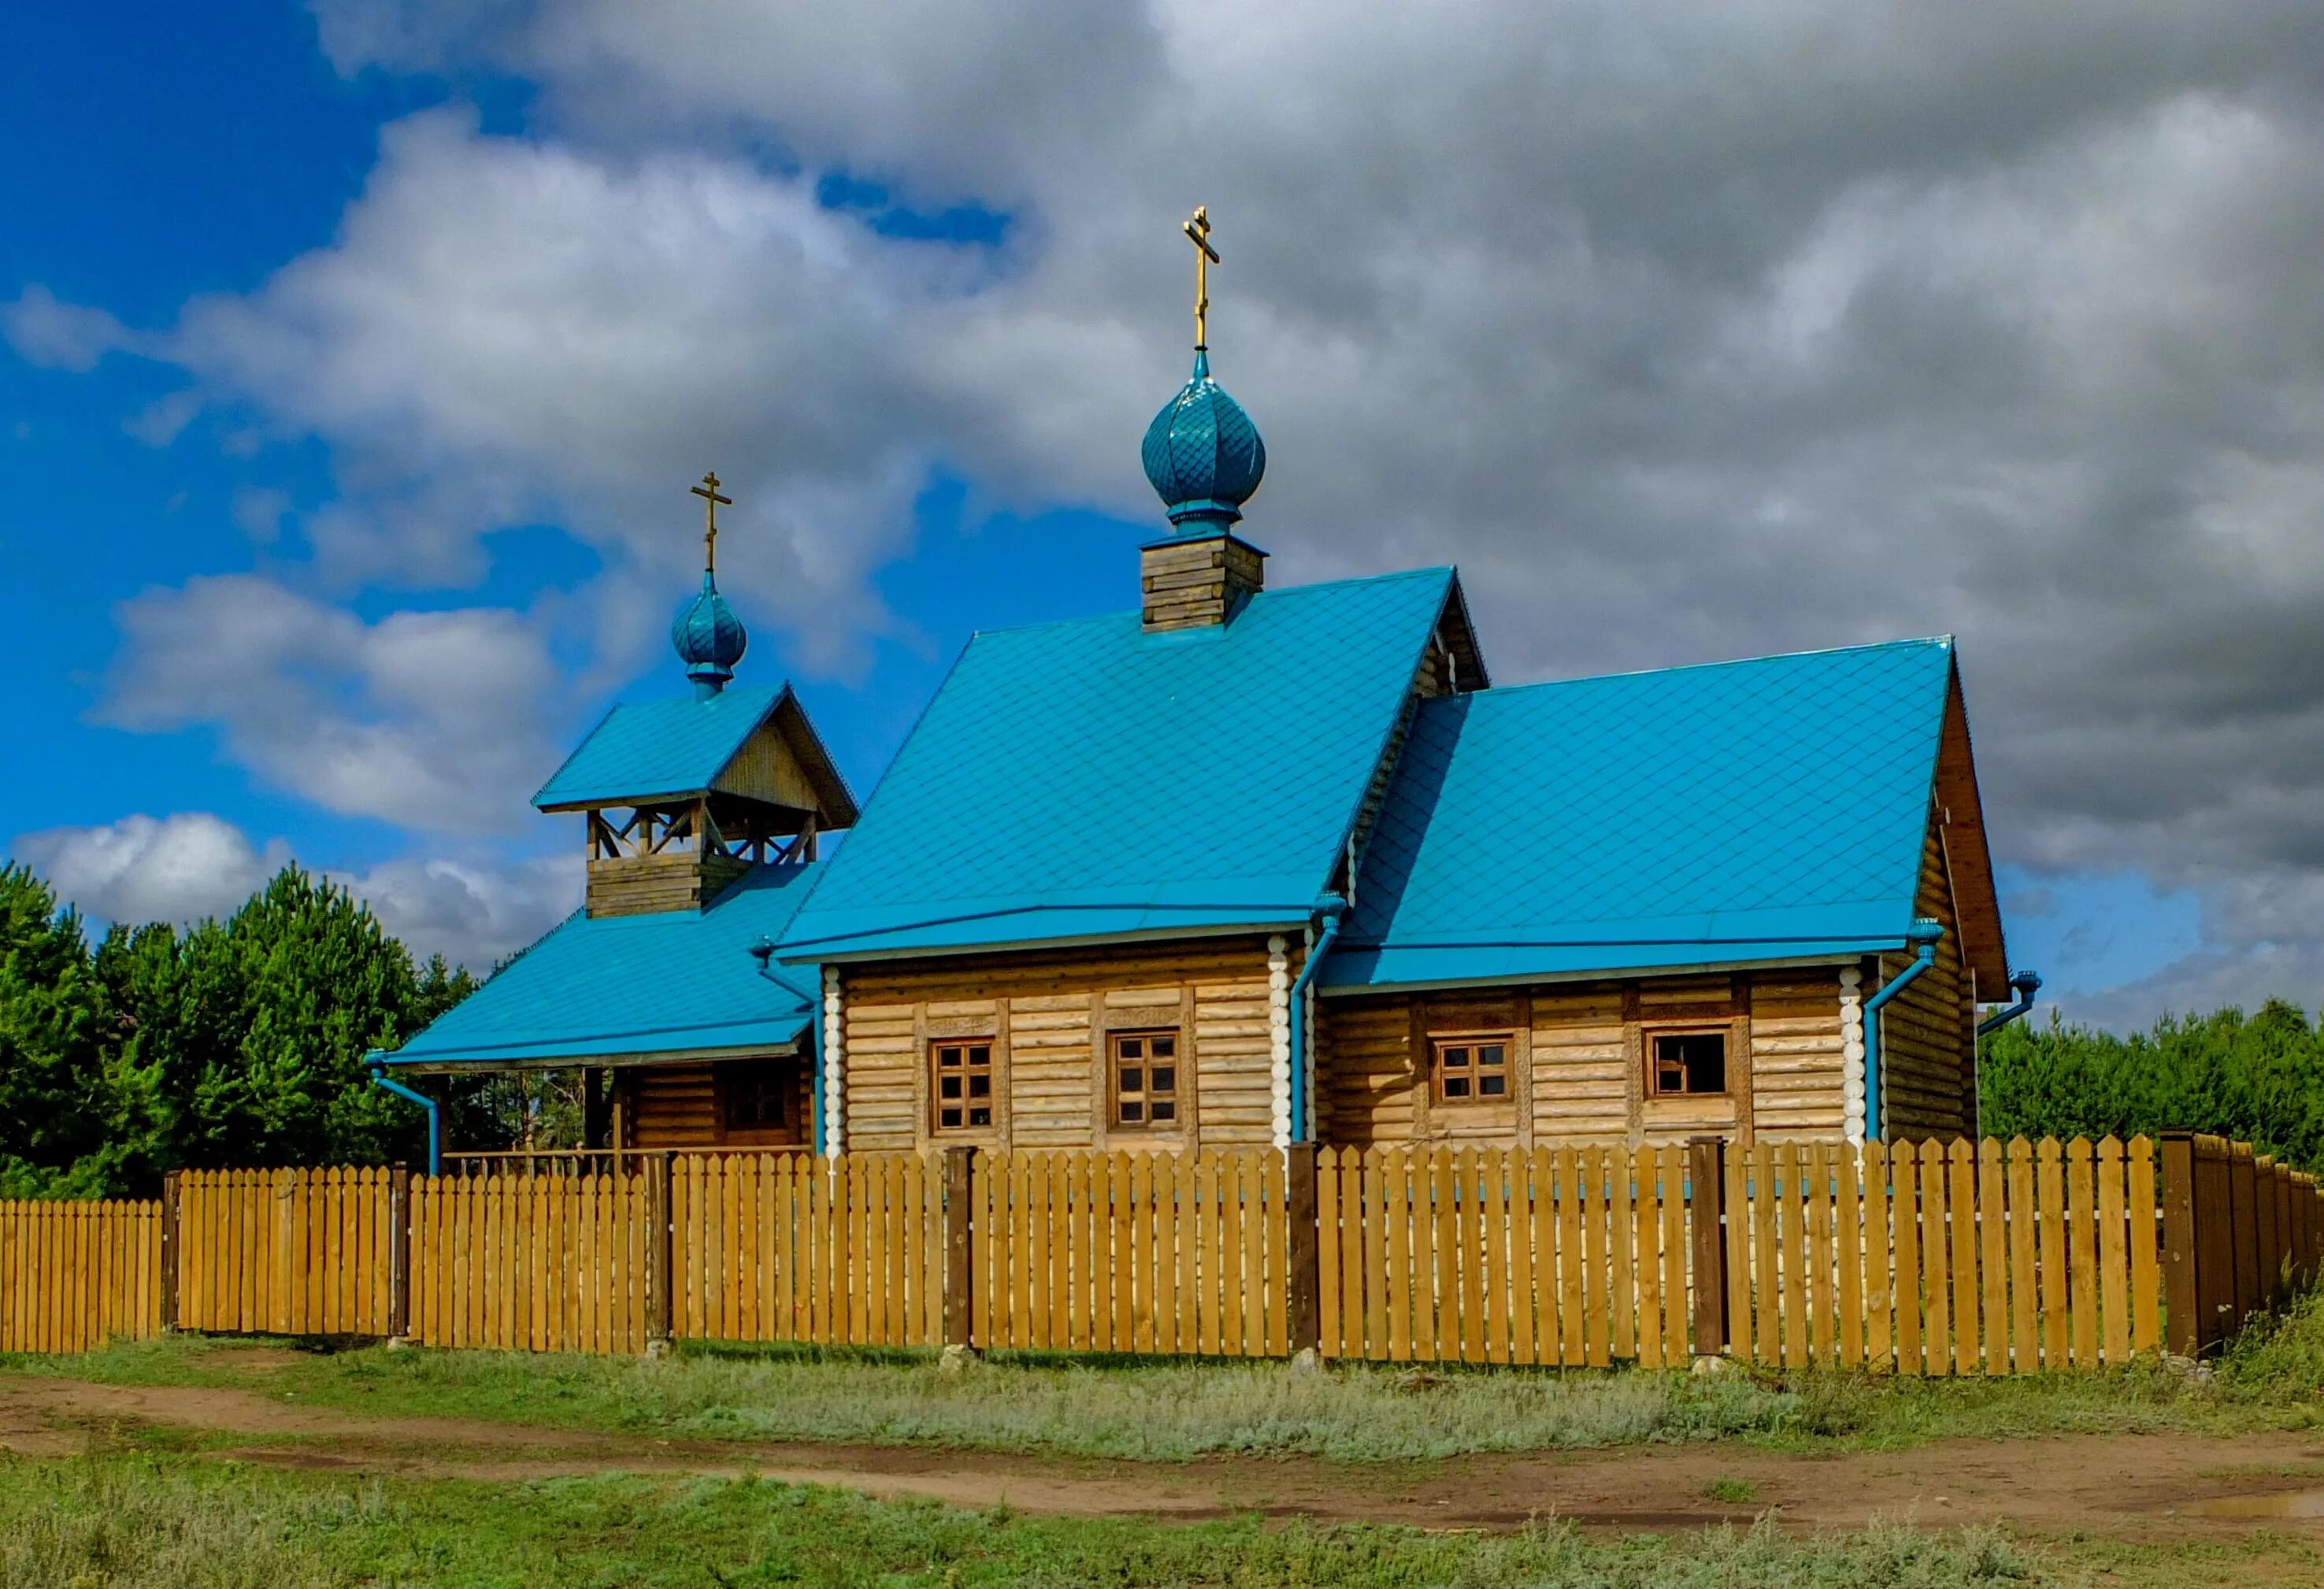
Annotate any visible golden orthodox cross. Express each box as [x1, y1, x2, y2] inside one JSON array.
[[690, 471, 732, 572], [1183, 206, 1219, 348]]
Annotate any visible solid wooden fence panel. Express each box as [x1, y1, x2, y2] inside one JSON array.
[[966, 1147, 1284, 1357], [0, 1198, 163, 1352], [408, 1171, 649, 1354], [668, 1152, 935, 1350], [173, 1169, 393, 1337]]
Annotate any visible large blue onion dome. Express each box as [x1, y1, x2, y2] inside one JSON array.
[[671, 572, 748, 698], [1141, 348, 1266, 532]]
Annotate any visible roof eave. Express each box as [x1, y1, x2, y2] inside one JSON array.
[[1318, 946, 1888, 998]]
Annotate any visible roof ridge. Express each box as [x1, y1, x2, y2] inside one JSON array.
[[958, 563, 1461, 643], [1462, 635, 1955, 700]]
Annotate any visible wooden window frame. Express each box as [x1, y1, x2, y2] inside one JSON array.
[[930, 1037, 999, 1136], [1642, 1023, 1732, 1099], [1109, 1028, 1184, 1132], [1429, 1031, 1515, 1106]]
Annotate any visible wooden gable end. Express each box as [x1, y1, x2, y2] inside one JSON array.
[[708, 691, 861, 828], [1932, 668, 2007, 995]]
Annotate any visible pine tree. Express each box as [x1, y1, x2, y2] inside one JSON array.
[[0, 865, 107, 1192]]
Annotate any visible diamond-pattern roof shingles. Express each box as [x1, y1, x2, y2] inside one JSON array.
[[384, 864, 822, 1069], [1329, 639, 1956, 989], [780, 569, 1457, 957], [533, 682, 789, 809]]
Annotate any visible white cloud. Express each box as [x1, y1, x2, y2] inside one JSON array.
[[98, 575, 564, 833], [2, 285, 140, 372], [8, 811, 580, 970], [12, 813, 290, 928], [332, 850, 579, 969], [122, 390, 202, 448]]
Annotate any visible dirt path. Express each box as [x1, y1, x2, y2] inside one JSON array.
[[6, 1370, 2324, 1537]]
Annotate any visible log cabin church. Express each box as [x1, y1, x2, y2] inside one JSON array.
[[382, 213, 2039, 1162]]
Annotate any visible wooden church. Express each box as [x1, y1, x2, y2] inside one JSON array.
[[383, 212, 2039, 1162]]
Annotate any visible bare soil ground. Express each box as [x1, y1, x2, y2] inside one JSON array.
[[6, 1365, 2324, 1539]]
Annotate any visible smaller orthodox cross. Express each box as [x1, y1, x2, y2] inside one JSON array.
[[1182, 206, 1219, 349], [690, 471, 732, 572]]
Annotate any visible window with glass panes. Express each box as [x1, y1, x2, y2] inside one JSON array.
[[1110, 1030, 1180, 1128], [1431, 1034, 1511, 1102], [931, 1039, 995, 1132]]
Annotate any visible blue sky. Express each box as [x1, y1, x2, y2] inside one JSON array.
[[6, 0, 2320, 1028]]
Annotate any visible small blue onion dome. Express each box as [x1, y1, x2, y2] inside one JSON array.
[[1141, 348, 1266, 531], [671, 572, 747, 697]]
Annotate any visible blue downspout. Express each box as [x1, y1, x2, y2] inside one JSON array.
[[366, 1057, 441, 1176], [1862, 919, 1944, 1143], [751, 939, 825, 1157], [1976, 971, 2044, 1037], [1287, 896, 1346, 1144]]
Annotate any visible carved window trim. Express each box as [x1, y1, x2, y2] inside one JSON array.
[[1430, 1032, 1514, 1105]]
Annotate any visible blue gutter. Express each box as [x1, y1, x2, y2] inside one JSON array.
[[366, 1056, 441, 1176], [1976, 971, 2044, 1037], [751, 939, 825, 1157], [1287, 896, 1346, 1143], [1862, 919, 1944, 1143]]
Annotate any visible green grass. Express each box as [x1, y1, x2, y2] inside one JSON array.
[[14, 1290, 2324, 1465], [0, 1455, 2078, 1588], [1704, 1476, 1760, 1505], [18, 1291, 2324, 1468]]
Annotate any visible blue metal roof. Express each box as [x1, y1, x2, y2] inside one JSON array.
[[381, 863, 821, 1069], [1324, 638, 1957, 991], [533, 681, 789, 809], [780, 567, 1459, 960]]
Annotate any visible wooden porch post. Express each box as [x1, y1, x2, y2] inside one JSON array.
[[1687, 1136, 1728, 1358]]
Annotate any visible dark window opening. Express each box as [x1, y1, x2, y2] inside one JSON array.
[[721, 1065, 787, 1133], [1649, 1030, 1728, 1096]]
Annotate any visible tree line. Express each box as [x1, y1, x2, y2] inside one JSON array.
[[0, 861, 568, 1198], [1978, 1001, 2324, 1169]]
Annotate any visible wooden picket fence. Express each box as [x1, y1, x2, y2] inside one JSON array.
[[672, 1152, 944, 1348], [176, 1169, 397, 1336], [4, 1132, 2318, 1369], [1721, 1137, 2161, 1374], [1317, 1144, 1693, 1365], [972, 1147, 1289, 1356], [0, 1198, 164, 1352], [408, 1171, 652, 1353]]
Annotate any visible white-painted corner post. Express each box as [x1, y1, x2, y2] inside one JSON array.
[[1303, 924, 1318, 1141], [1838, 965, 1866, 1145], [822, 965, 846, 1157], [1267, 935, 1293, 1148]]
